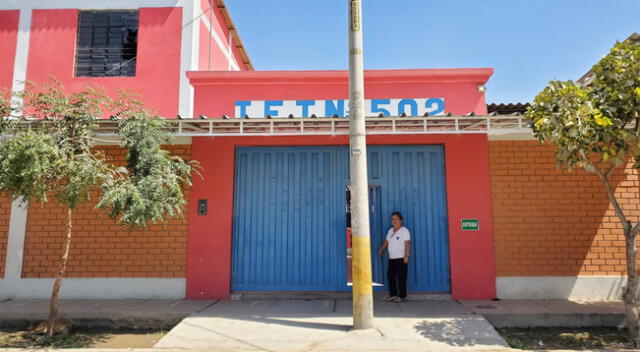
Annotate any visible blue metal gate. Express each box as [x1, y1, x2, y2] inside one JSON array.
[[232, 146, 348, 290], [367, 145, 450, 292], [231, 145, 449, 292]]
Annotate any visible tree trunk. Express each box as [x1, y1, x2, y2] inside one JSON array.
[[602, 175, 640, 346], [623, 229, 640, 347], [46, 207, 73, 337]]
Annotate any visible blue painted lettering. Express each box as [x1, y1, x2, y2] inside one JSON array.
[[425, 98, 445, 115], [324, 100, 345, 117], [398, 99, 418, 116], [235, 101, 251, 118], [371, 99, 391, 116], [296, 100, 315, 118], [264, 100, 284, 117]]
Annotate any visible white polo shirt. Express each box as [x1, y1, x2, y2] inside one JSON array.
[[386, 226, 411, 259]]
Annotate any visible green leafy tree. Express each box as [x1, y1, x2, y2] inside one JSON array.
[[526, 40, 640, 345], [0, 80, 198, 336]]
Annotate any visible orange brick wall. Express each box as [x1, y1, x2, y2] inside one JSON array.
[[21, 145, 192, 278], [490, 140, 640, 277], [0, 194, 10, 277]]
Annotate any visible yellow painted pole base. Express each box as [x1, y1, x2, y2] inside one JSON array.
[[352, 235, 374, 329]]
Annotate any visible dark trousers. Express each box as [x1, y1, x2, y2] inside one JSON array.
[[387, 258, 408, 298]]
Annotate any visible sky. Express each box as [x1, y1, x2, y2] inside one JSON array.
[[225, 0, 640, 104]]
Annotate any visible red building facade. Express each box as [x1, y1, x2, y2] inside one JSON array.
[[1, 1, 637, 302]]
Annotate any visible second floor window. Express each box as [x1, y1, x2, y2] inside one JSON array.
[[75, 11, 139, 77]]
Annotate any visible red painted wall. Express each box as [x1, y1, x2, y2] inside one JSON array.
[[26, 8, 182, 117], [188, 69, 492, 117], [0, 10, 19, 94], [187, 134, 496, 300], [186, 68, 496, 299]]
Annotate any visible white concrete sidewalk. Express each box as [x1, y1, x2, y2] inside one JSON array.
[[2, 298, 626, 351], [154, 300, 510, 352]]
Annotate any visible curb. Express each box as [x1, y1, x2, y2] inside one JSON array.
[[481, 313, 626, 328]]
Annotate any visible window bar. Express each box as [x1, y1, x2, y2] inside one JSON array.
[[208, 121, 213, 134], [454, 118, 459, 132], [392, 119, 396, 132], [270, 120, 274, 134], [486, 117, 491, 132], [240, 120, 244, 134]]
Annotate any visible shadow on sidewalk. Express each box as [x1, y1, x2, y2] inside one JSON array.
[[247, 316, 351, 331], [414, 317, 502, 347]]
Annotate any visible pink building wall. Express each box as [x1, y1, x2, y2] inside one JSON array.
[[26, 8, 183, 118], [0, 10, 20, 95]]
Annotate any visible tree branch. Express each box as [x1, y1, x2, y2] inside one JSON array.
[[599, 171, 632, 234], [584, 160, 599, 175], [603, 163, 616, 178]]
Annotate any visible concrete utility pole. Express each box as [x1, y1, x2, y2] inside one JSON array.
[[348, 0, 374, 329]]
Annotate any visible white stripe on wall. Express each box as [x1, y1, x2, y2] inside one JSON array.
[[3, 200, 28, 286], [9, 7, 32, 108], [227, 28, 233, 71], [497, 276, 626, 300], [0, 278, 186, 300], [488, 133, 536, 141], [178, 0, 197, 118]]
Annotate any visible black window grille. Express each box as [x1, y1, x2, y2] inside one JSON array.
[[75, 11, 139, 77]]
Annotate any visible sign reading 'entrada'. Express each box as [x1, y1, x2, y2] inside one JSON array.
[[461, 219, 479, 231], [234, 98, 445, 118]]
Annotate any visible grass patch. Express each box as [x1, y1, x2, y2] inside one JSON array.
[[0, 328, 166, 349], [497, 327, 635, 350], [0, 330, 93, 348]]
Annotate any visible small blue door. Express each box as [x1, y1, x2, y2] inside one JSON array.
[[367, 146, 450, 292]]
